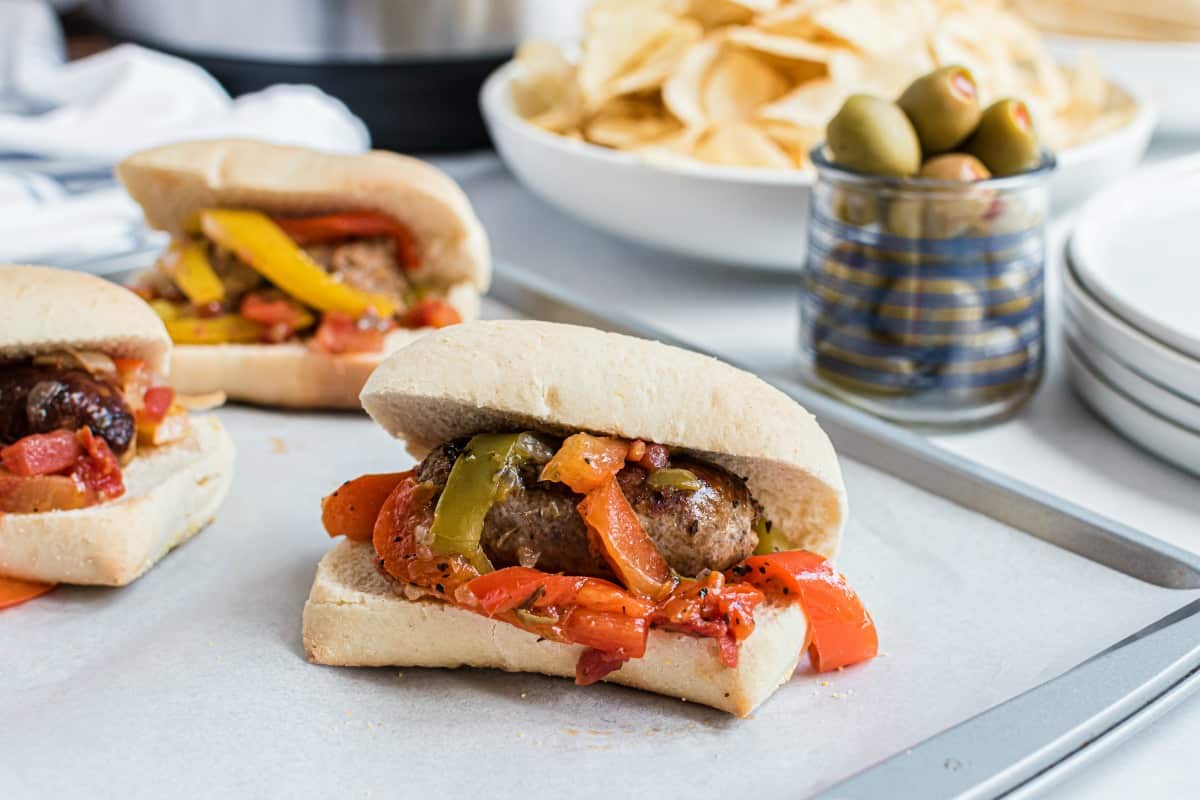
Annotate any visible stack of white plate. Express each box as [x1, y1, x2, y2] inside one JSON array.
[[1064, 155, 1200, 476]]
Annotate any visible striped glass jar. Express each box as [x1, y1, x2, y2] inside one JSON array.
[[800, 147, 1055, 427]]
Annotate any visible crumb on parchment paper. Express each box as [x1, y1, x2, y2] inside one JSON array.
[[270, 437, 287, 454]]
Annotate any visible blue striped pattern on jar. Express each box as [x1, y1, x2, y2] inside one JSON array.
[[802, 181, 1045, 399]]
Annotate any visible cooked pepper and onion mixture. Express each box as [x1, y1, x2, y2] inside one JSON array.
[[135, 210, 462, 353], [322, 431, 878, 684], [0, 352, 189, 515]]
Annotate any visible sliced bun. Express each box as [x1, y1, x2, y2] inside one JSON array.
[[361, 320, 847, 559], [0, 265, 170, 374], [165, 282, 481, 409], [0, 416, 234, 586], [116, 139, 490, 292], [303, 540, 808, 717]]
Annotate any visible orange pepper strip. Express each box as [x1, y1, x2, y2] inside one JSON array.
[[0, 577, 54, 610], [321, 472, 410, 541], [577, 477, 674, 601], [734, 551, 878, 672], [540, 433, 629, 494]]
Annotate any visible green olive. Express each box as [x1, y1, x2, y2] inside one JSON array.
[[918, 153, 991, 182], [897, 66, 982, 155], [831, 185, 879, 226], [813, 322, 923, 396], [986, 262, 1038, 317], [885, 196, 925, 238], [964, 99, 1041, 177], [827, 94, 921, 177], [875, 277, 986, 347]]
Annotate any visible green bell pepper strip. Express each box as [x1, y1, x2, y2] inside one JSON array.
[[429, 432, 546, 574], [752, 517, 786, 555], [646, 468, 701, 492]]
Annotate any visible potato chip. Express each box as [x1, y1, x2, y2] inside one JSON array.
[[757, 119, 823, 167], [662, 33, 727, 125], [693, 122, 795, 168], [726, 26, 839, 62], [811, 0, 935, 55], [754, 1, 836, 37], [584, 96, 683, 148], [685, 0, 757, 28], [703, 49, 790, 120], [605, 18, 704, 98], [511, 41, 584, 133], [578, 7, 682, 105], [587, 0, 686, 32], [758, 78, 845, 128], [827, 48, 935, 98]]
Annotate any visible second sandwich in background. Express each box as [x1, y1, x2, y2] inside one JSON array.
[[118, 139, 491, 409]]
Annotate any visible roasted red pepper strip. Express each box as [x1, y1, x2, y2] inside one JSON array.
[[540, 433, 628, 494], [400, 299, 462, 330], [313, 311, 390, 355], [0, 577, 54, 610], [466, 567, 652, 618], [141, 386, 175, 424], [372, 471, 478, 598], [322, 472, 410, 542], [272, 211, 420, 272], [577, 477, 674, 601], [732, 551, 878, 672], [0, 430, 82, 476], [73, 427, 124, 501]]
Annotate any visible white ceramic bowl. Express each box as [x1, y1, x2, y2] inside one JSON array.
[[1045, 34, 1200, 136], [480, 59, 1156, 271]]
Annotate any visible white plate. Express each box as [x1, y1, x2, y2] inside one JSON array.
[[1070, 154, 1200, 360], [480, 59, 1156, 271], [1062, 249, 1200, 401], [1065, 327, 1200, 431], [1067, 344, 1200, 476], [1045, 34, 1200, 136]]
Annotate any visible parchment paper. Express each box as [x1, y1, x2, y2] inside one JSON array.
[[4, 398, 1196, 798]]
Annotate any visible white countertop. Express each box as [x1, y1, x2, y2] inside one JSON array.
[[434, 136, 1200, 798]]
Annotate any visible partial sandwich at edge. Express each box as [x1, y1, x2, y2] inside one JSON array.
[[117, 138, 491, 409], [0, 265, 235, 597], [304, 320, 876, 717]]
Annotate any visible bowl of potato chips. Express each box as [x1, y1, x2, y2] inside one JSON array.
[[481, 0, 1154, 270]]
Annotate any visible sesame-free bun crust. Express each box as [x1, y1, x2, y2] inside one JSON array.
[[361, 320, 847, 559], [116, 139, 490, 292], [303, 540, 809, 717], [0, 265, 170, 374], [165, 282, 481, 409], [0, 416, 234, 586]]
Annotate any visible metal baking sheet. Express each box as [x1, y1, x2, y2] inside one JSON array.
[[4, 289, 1199, 798]]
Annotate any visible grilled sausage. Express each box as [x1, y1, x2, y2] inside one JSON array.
[[416, 438, 759, 578], [0, 365, 135, 455]]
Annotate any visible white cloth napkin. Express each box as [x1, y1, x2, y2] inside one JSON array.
[[0, 1, 370, 267]]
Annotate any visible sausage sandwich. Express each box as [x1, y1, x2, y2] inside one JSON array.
[[305, 321, 876, 716], [0, 266, 234, 595], [117, 139, 491, 409]]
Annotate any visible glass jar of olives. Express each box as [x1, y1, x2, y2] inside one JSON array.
[[800, 145, 1055, 427]]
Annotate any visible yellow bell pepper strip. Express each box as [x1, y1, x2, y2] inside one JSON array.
[[198, 209, 397, 317], [164, 314, 264, 345], [148, 299, 182, 321], [429, 433, 548, 574], [162, 240, 225, 305]]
